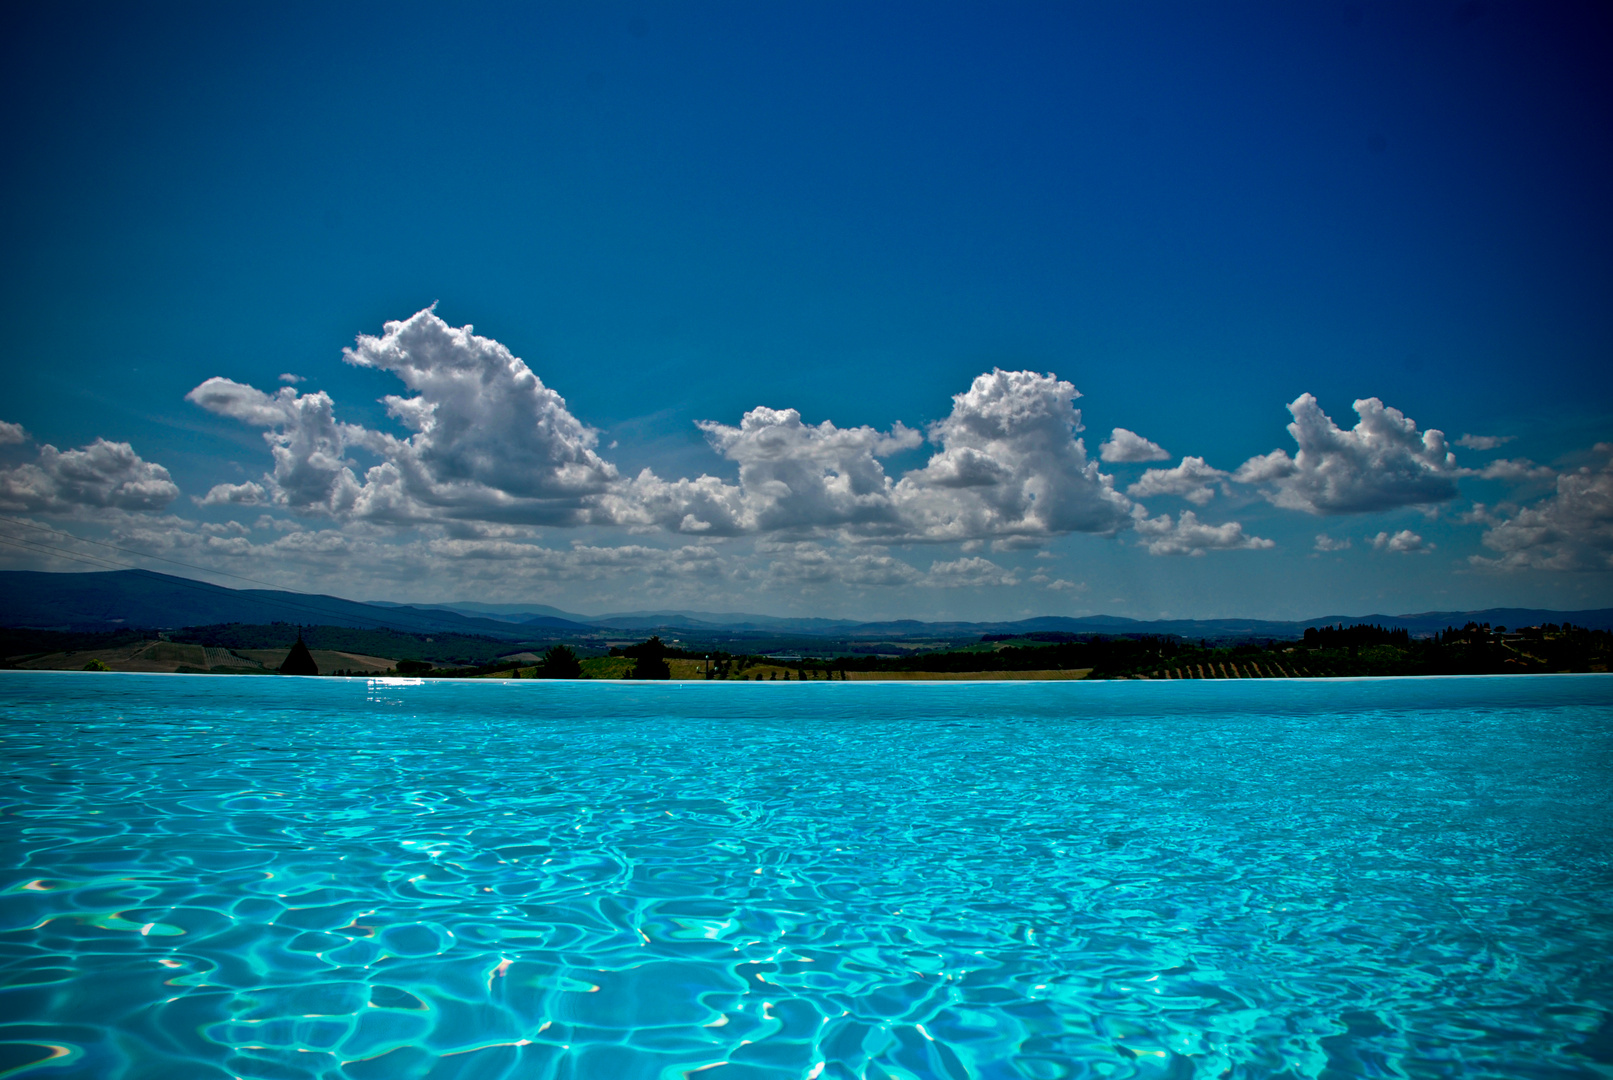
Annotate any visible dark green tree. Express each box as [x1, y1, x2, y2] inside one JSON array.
[[279, 632, 320, 676], [539, 644, 583, 679], [624, 636, 671, 679]]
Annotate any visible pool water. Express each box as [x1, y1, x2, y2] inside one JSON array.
[[1, 672, 1610, 1079]]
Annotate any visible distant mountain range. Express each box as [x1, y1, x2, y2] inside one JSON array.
[[0, 569, 592, 639], [4, 569, 1611, 644], [370, 599, 869, 632]]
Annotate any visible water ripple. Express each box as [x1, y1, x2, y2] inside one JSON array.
[[0, 673, 1610, 1078]]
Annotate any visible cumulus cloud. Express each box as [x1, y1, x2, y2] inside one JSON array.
[[1133, 509, 1275, 557], [1313, 533, 1352, 552], [1469, 446, 1613, 571], [344, 308, 617, 503], [105, 508, 738, 594], [754, 544, 1030, 591], [1456, 434, 1513, 451], [604, 368, 1133, 545], [0, 421, 26, 445], [278, 373, 305, 384], [1099, 427, 1169, 463], [188, 316, 1130, 547], [190, 307, 618, 526], [188, 378, 363, 517], [0, 438, 179, 514], [892, 369, 1133, 542], [1466, 458, 1556, 483], [757, 541, 924, 588], [924, 556, 1020, 588], [1371, 529, 1432, 554], [201, 520, 251, 537], [1127, 456, 1229, 506], [197, 481, 267, 506], [420, 538, 726, 584], [604, 408, 920, 536], [1233, 394, 1458, 515]]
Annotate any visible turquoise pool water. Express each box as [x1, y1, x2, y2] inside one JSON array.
[[1, 673, 1610, 1079]]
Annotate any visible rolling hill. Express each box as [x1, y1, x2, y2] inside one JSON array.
[[3, 569, 1609, 644], [0, 569, 589, 638]]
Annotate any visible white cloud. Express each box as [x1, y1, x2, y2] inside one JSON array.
[[278, 373, 305, 384], [0, 421, 26, 445], [343, 308, 618, 507], [1456, 434, 1513, 451], [757, 541, 924, 588], [188, 378, 363, 517], [189, 315, 1142, 548], [924, 556, 1020, 588], [1469, 445, 1613, 571], [605, 368, 1133, 546], [990, 535, 1045, 552], [1099, 427, 1169, 463], [102, 510, 737, 593], [201, 520, 251, 537], [1045, 578, 1086, 592], [179, 315, 1214, 556], [892, 369, 1133, 542], [1127, 456, 1229, 506], [190, 307, 618, 526], [1467, 458, 1556, 483], [1371, 529, 1432, 554], [595, 469, 746, 535], [1133, 508, 1275, 557], [603, 407, 919, 536], [758, 545, 1032, 591], [197, 481, 267, 507], [421, 538, 726, 584], [1313, 533, 1352, 552], [1234, 394, 1458, 515], [0, 438, 179, 514]]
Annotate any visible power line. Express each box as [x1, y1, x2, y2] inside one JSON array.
[[0, 532, 130, 573]]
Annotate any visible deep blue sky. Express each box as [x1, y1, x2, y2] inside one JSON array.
[[2, 1, 1610, 618]]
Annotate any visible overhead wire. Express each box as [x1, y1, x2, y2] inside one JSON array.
[[0, 532, 130, 573]]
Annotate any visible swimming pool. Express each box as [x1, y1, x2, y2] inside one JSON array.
[[1, 672, 1610, 1078]]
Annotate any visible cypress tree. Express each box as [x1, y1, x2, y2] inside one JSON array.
[[279, 631, 320, 676]]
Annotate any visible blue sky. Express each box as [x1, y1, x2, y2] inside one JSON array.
[[1, 1, 1610, 620]]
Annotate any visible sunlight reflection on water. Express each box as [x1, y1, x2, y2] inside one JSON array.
[[0, 672, 1610, 1079]]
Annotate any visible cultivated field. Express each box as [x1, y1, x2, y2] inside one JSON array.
[[15, 641, 397, 675]]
